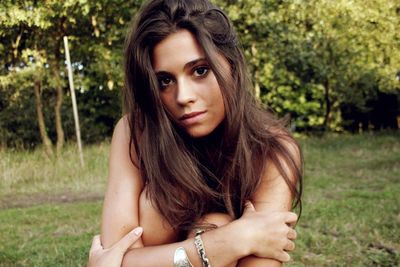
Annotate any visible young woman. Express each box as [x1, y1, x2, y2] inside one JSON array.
[[94, 0, 303, 266]]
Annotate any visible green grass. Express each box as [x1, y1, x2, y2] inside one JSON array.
[[289, 133, 400, 267], [0, 133, 399, 266], [0, 143, 108, 266], [0, 202, 101, 267], [0, 143, 109, 209]]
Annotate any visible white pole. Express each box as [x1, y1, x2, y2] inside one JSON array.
[[63, 36, 84, 167]]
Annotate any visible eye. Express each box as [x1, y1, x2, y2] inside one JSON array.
[[158, 76, 174, 89], [193, 66, 209, 77]]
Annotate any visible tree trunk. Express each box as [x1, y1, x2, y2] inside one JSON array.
[[33, 77, 53, 157], [323, 80, 331, 130], [52, 59, 65, 156], [52, 30, 65, 156]]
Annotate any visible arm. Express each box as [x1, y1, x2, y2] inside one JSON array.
[[101, 118, 245, 266], [238, 139, 301, 267], [123, 220, 246, 267], [121, 204, 297, 267], [101, 117, 144, 249], [101, 118, 297, 266], [88, 227, 143, 267]]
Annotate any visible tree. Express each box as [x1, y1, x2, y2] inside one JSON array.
[[1, 0, 398, 150], [217, 0, 400, 131], [0, 0, 142, 150]]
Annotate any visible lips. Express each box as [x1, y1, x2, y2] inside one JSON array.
[[179, 111, 206, 126], [180, 111, 206, 120]]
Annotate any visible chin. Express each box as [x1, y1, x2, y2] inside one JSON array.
[[187, 131, 211, 139], [185, 127, 214, 139], [185, 123, 224, 139]]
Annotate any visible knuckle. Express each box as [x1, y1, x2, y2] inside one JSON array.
[[287, 228, 297, 239], [280, 238, 288, 248], [280, 252, 291, 262], [287, 240, 294, 251], [288, 212, 298, 221], [274, 251, 283, 262]]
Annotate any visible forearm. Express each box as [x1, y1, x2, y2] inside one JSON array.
[[120, 203, 297, 266], [238, 256, 282, 267], [122, 221, 246, 267]]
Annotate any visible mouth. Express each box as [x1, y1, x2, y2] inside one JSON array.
[[179, 111, 206, 125], [180, 111, 206, 120]]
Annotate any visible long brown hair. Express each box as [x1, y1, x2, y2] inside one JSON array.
[[123, 0, 303, 232]]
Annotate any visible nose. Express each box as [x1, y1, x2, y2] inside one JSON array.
[[176, 78, 196, 105]]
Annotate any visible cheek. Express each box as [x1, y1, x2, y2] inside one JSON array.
[[160, 93, 172, 110], [207, 77, 225, 109], [217, 96, 225, 118], [160, 94, 175, 114], [213, 87, 225, 119], [213, 82, 224, 109]]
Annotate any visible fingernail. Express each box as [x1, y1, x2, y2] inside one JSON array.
[[133, 227, 143, 236]]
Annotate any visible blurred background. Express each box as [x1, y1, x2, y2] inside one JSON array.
[[0, 0, 399, 266], [0, 0, 399, 151]]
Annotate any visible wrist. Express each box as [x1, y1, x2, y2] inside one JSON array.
[[227, 219, 253, 258]]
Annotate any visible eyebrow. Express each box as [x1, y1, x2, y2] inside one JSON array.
[[184, 58, 207, 70], [154, 58, 208, 75]]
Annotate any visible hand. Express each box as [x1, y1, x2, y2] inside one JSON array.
[[239, 201, 298, 262], [88, 227, 143, 267]]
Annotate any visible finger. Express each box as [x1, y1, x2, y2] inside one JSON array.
[[284, 240, 295, 251], [243, 201, 255, 213], [284, 212, 298, 224], [277, 251, 291, 262], [287, 228, 297, 240], [90, 235, 102, 252], [115, 227, 143, 253]]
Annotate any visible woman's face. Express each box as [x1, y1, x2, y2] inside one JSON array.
[[152, 30, 227, 138]]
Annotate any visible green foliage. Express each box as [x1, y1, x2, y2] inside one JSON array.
[[1, 0, 399, 147], [217, 0, 400, 131], [0, 0, 142, 147]]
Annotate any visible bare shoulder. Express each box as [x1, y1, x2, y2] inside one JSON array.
[[101, 115, 144, 248], [110, 115, 139, 163], [251, 126, 302, 211], [112, 116, 130, 147], [107, 115, 141, 184], [268, 126, 302, 166]]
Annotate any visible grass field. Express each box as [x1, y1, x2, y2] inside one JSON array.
[[0, 133, 399, 266]]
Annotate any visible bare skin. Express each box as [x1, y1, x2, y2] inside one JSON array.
[[88, 227, 143, 267], [100, 118, 298, 267], [99, 30, 300, 266]]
